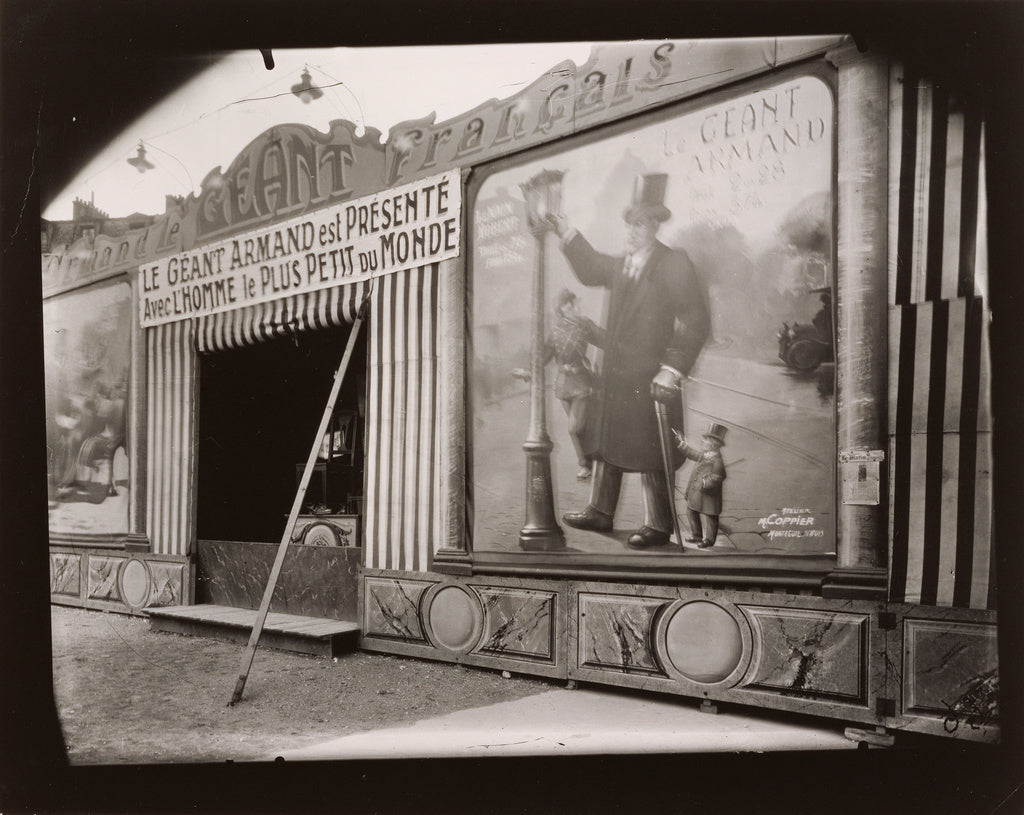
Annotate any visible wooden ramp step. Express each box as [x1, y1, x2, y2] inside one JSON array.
[[147, 604, 360, 658]]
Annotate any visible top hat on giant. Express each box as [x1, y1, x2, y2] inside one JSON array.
[[701, 422, 727, 444], [624, 173, 671, 223]]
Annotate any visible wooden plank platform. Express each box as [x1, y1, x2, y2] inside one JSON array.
[[147, 604, 360, 658]]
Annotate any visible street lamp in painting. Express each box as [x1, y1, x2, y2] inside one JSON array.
[[518, 169, 566, 551]]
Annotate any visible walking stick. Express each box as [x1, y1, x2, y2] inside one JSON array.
[[655, 399, 685, 552]]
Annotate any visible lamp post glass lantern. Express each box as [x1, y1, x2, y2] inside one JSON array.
[[518, 169, 566, 551], [520, 170, 564, 233]]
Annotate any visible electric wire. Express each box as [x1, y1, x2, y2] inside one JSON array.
[[74, 61, 356, 195]]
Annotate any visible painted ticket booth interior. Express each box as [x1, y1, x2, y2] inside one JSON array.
[[43, 36, 996, 742]]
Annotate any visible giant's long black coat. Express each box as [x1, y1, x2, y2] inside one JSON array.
[[562, 234, 710, 473]]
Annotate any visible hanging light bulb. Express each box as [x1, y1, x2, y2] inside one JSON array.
[[127, 142, 155, 173], [291, 67, 323, 104]]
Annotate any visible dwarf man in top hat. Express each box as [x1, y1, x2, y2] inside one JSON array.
[[674, 423, 728, 548], [548, 173, 710, 549]]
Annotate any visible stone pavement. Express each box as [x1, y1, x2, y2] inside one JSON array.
[[277, 686, 857, 761]]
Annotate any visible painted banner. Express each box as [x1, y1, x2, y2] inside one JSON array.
[[470, 72, 837, 559], [139, 170, 460, 327], [44, 282, 132, 535]]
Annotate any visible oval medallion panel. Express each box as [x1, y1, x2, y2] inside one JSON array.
[[653, 599, 752, 688], [423, 584, 484, 655]]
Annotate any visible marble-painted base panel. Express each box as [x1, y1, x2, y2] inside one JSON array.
[[887, 604, 999, 742], [569, 582, 886, 730], [50, 546, 190, 615], [197, 539, 361, 621], [359, 570, 568, 679], [357, 572, 999, 742]]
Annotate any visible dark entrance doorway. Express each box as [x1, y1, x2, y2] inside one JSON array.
[[194, 322, 366, 620], [196, 323, 365, 542]]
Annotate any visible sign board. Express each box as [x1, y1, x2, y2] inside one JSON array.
[[839, 449, 884, 506], [386, 37, 845, 186], [139, 170, 460, 327]]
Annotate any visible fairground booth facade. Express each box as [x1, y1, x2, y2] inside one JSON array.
[[43, 36, 997, 743]]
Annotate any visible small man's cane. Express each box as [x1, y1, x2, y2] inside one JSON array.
[[654, 400, 685, 552]]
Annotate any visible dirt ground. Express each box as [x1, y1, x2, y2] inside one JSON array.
[[50, 605, 555, 765]]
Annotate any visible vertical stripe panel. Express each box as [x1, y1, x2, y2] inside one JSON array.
[[184, 320, 198, 557], [241, 303, 255, 347], [146, 328, 158, 555], [295, 293, 309, 333], [170, 321, 183, 555], [364, 281, 384, 569], [152, 325, 164, 553], [910, 80, 933, 304], [977, 308, 992, 436], [271, 298, 285, 342], [903, 433, 929, 604], [910, 302, 933, 433], [219, 306, 232, 350], [954, 296, 984, 606], [887, 63, 904, 307], [413, 268, 427, 570], [940, 110, 965, 300], [200, 311, 211, 354], [970, 433, 994, 609], [960, 297, 984, 433], [393, 272, 409, 571], [894, 69, 918, 306], [343, 281, 356, 322], [403, 268, 420, 572], [934, 433, 960, 605], [316, 287, 330, 329], [144, 322, 197, 557], [434, 263, 445, 558], [943, 299, 967, 431], [211, 308, 223, 351], [184, 320, 197, 556], [958, 113, 981, 299], [973, 124, 989, 308], [924, 85, 948, 302], [887, 67, 991, 610], [159, 324, 172, 552], [162, 323, 173, 553], [889, 304, 916, 602], [887, 305, 901, 433], [176, 320, 188, 556], [890, 298, 992, 609], [421, 265, 439, 567], [886, 307, 900, 581], [919, 300, 948, 604], [357, 267, 439, 573], [377, 275, 395, 569]]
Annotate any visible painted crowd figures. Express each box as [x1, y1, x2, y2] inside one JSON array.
[[549, 173, 711, 550], [513, 288, 603, 481], [547, 290, 603, 481]]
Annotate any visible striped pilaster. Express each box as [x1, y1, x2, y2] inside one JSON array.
[[145, 320, 197, 556], [888, 69, 992, 610], [364, 264, 443, 572]]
